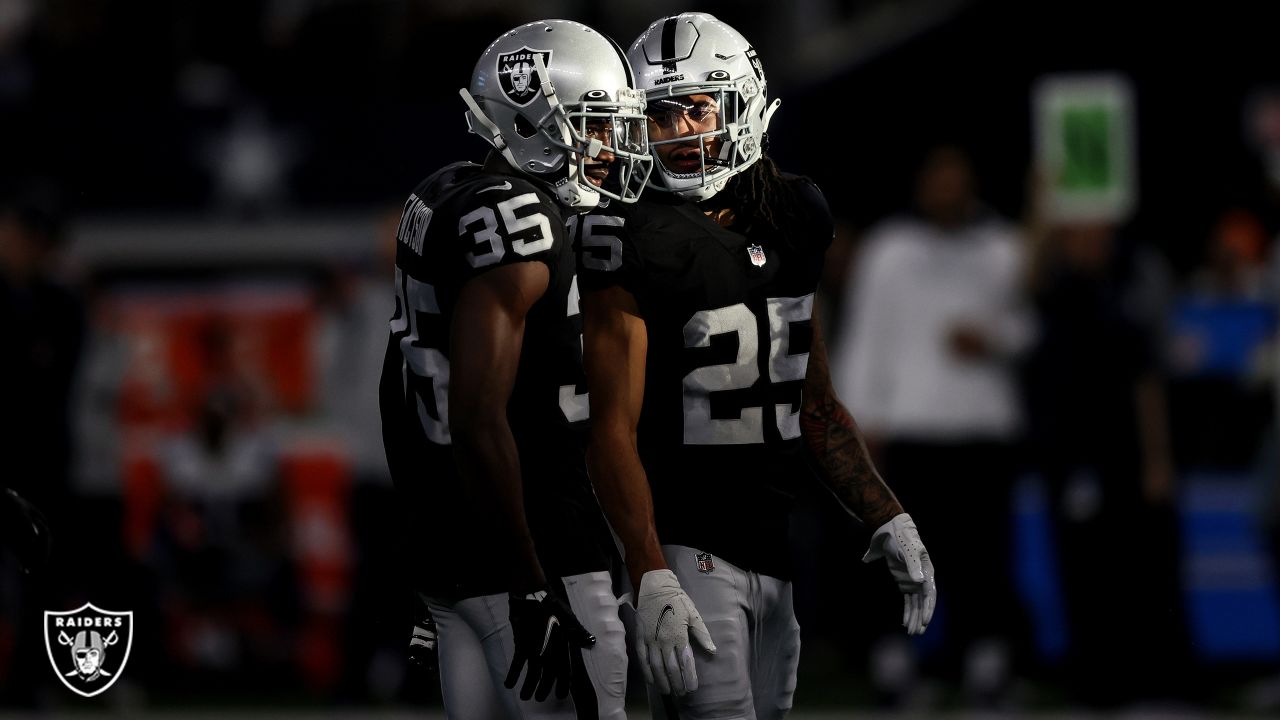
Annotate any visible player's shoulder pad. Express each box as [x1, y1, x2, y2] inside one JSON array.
[[786, 173, 833, 221], [413, 161, 481, 197], [452, 172, 552, 212], [777, 172, 834, 248]]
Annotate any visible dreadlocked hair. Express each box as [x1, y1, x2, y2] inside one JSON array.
[[704, 156, 808, 242]]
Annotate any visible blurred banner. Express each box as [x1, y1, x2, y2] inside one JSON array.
[[1033, 73, 1137, 223]]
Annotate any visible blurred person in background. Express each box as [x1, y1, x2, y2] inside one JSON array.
[[580, 13, 935, 717], [147, 324, 298, 692], [1022, 208, 1190, 707], [1171, 206, 1280, 711], [314, 220, 418, 703], [378, 19, 652, 718], [1237, 90, 1280, 709], [1167, 209, 1275, 473], [0, 185, 84, 707], [832, 144, 1032, 707]]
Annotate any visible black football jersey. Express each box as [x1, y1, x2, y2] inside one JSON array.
[[575, 176, 834, 579], [380, 162, 611, 598]]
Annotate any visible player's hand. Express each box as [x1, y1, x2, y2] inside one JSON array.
[[862, 513, 936, 635], [634, 569, 717, 696], [504, 589, 595, 701], [0, 488, 52, 575], [408, 604, 438, 673]]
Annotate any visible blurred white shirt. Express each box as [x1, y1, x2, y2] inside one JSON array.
[[833, 214, 1031, 441]]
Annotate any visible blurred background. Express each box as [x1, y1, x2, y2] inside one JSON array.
[[2, 0, 1279, 716]]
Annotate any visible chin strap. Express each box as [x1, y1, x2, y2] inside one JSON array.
[[533, 54, 560, 114], [458, 87, 521, 170], [533, 53, 602, 209]]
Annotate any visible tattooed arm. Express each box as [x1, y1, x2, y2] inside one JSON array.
[[802, 298, 936, 634], [799, 297, 903, 528]]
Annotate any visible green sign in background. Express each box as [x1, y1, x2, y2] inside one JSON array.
[[1059, 105, 1112, 191]]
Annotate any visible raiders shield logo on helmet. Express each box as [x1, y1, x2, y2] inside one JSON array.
[[497, 47, 552, 107], [44, 603, 133, 697]]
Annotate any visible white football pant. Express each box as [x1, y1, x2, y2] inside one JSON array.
[[424, 570, 628, 719]]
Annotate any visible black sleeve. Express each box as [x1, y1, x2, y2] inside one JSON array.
[[573, 207, 645, 296], [793, 177, 835, 258]]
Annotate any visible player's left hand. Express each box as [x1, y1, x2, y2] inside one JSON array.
[[862, 513, 935, 635], [634, 569, 717, 696], [504, 588, 596, 701]]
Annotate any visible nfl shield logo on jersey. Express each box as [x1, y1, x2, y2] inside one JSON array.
[[748, 244, 766, 267], [696, 552, 715, 574], [498, 47, 552, 107], [44, 603, 133, 697]]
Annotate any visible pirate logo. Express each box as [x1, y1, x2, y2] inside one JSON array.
[[44, 603, 133, 697], [497, 47, 552, 107]]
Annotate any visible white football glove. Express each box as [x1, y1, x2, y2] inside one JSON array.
[[634, 569, 717, 695], [862, 513, 936, 635]]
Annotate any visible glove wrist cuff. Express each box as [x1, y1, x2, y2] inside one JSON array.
[[638, 569, 680, 594], [876, 512, 911, 533]]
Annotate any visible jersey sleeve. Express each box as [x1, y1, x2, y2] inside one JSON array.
[[446, 178, 566, 282], [574, 207, 646, 296], [792, 177, 835, 258]]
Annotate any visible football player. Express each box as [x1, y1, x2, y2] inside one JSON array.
[[378, 19, 652, 718], [574, 13, 937, 718]]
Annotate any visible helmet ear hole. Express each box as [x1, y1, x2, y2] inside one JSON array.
[[513, 114, 538, 139]]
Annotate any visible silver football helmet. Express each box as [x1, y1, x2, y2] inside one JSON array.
[[460, 20, 653, 210], [628, 13, 781, 201]]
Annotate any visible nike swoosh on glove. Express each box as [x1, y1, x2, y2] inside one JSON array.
[[635, 569, 717, 696], [863, 513, 936, 635], [504, 589, 596, 701]]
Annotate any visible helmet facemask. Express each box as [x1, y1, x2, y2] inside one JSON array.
[[645, 73, 773, 198], [539, 81, 653, 208]]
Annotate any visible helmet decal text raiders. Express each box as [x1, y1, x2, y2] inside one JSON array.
[[44, 603, 134, 697], [496, 47, 551, 107]]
